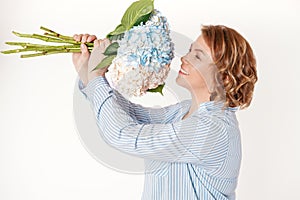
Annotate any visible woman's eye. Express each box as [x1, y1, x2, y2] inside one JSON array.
[[195, 55, 201, 60]]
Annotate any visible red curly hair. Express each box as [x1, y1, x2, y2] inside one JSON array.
[[201, 25, 258, 109]]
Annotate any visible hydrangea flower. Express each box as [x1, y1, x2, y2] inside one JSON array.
[[106, 10, 174, 97]]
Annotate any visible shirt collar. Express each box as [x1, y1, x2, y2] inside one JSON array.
[[199, 101, 239, 112]]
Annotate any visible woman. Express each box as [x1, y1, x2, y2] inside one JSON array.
[[72, 25, 257, 200]]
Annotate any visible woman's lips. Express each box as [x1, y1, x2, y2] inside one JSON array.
[[179, 67, 189, 75]]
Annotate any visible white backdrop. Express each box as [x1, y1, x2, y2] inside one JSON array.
[[1, 0, 299, 199]]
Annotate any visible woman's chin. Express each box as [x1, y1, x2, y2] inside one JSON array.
[[176, 76, 185, 88]]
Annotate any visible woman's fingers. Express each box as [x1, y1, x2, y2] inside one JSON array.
[[87, 35, 97, 43], [73, 34, 82, 42], [93, 39, 101, 48], [81, 34, 89, 43], [93, 38, 110, 52], [103, 38, 111, 49], [73, 34, 97, 43]]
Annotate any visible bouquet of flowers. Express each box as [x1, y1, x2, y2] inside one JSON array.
[[1, 0, 174, 97]]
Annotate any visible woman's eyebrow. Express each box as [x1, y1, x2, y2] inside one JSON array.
[[195, 48, 207, 56], [191, 43, 207, 56]]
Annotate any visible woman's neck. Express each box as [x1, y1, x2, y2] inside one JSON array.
[[183, 89, 211, 119]]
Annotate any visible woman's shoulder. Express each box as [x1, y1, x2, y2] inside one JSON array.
[[165, 99, 192, 111], [180, 99, 192, 107], [193, 101, 239, 126]]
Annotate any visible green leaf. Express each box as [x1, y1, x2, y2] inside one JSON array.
[[104, 42, 120, 56], [106, 24, 127, 38], [133, 12, 152, 26], [106, 0, 154, 40], [147, 83, 165, 96], [107, 33, 124, 41], [121, 0, 154, 30], [92, 55, 116, 71]]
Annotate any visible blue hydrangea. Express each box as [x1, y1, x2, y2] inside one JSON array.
[[116, 10, 174, 73]]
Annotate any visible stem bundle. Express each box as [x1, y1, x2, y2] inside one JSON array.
[[1, 26, 93, 58]]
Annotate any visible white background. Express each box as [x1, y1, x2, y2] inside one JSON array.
[[1, 0, 299, 199]]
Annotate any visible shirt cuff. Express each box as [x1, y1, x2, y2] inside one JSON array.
[[78, 79, 87, 99], [78, 76, 113, 102]]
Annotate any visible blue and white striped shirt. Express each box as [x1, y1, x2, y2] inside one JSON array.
[[79, 76, 241, 200]]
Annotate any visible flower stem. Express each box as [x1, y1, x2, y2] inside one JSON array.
[[40, 26, 94, 46], [20, 48, 83, 58], [1, 44, 93, 54], [40, 26, 74, 41], [2, 27, 95, 57]]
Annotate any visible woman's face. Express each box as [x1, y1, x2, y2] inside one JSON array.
[[176, 35, 215, 93]]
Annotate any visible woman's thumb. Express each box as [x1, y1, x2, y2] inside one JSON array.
[[80, 43, 90, 57]]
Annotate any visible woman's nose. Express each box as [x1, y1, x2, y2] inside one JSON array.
[[181, 56, 188, 64]]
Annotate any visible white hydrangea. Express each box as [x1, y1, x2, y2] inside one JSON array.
[[106, 9, 174, 97], [107, 60, 170, 98]]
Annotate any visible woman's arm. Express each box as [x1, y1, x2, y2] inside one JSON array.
[[79, 78, 191, 124], [76, 36, 190, 125], [80, 76, 229, 164]]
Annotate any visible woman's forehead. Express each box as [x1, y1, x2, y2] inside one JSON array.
[[190, 36, 212, 59], [195, 36, 210, 50]]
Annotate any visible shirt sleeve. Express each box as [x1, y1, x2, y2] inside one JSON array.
[[80, 76, 228, 164], [79, 78, 190, 124]]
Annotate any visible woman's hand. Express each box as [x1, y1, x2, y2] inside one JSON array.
[[87, 38, 111, 82], [72, 34, 97, 86], [72, 34, 111, 86]]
